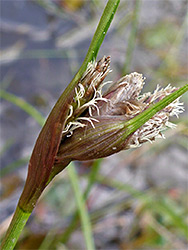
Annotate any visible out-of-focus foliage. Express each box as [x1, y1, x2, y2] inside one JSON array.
[[0, 0, 187, 249]]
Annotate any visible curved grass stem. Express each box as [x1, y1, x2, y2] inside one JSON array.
[[1, 207, 31, 250]]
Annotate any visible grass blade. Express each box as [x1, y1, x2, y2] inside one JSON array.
[[0, 89, 45, 127], [68, 163, 95, 250]]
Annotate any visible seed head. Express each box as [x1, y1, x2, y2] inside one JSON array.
[[55, 57, 185, 164]]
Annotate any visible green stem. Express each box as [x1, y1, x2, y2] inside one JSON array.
[[1, 207, 31, 250], [125, 84, 188, 137], [62, 0, 120, 97], [0, 90, 44, 127]]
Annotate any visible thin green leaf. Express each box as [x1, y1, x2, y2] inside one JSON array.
[[68, 163, 95, 250], [0, 89, 45, 127], [63, 0, 120, 96], [59, 159, 101, 244], [125, 84, 188, 138], [1, 157, 30, 177], [0, 139, 14, 156]]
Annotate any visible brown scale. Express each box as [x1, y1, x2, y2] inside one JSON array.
[[85, 56, 111, 97], [106, 99, 146, 116]]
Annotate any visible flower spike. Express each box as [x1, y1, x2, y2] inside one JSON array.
[[55, 60, 187, 164]]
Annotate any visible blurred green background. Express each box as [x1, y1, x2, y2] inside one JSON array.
[[0, 0, 188, 249]]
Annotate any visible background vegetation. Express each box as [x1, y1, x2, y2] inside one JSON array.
[[1, 0, 188, 249]]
